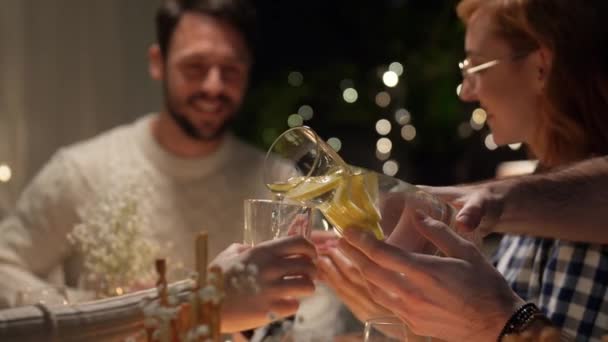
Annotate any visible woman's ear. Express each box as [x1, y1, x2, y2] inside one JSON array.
[[532, 47, 553, 89]]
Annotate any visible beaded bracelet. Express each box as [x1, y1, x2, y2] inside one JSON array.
[[498, 303, 552, 341]]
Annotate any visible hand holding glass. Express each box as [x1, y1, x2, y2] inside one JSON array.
[[244, 199, 312, 246]]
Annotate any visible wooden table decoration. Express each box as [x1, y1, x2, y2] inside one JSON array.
[[142, 232, 224, 342]]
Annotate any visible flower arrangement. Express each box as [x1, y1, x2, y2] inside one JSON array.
[[68, 179, 158, 297]]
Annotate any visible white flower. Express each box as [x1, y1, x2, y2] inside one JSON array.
[[69, 176, 159, 297], [195, 325, 210, 337], [230, 277, 241, 291], [233, 262, 245, 273], [247, 263, 259, 275], [199, 285, 219, 303]]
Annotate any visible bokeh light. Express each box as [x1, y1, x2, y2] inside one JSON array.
[[0, 164, 11, 183], [389, 62, 404, 76], [375, 119, 392, 136], [288, 71, 303, 87], [327, 137, 342, 152], [394, 108, 411, 125], [484, 134, 498, 150], [382, 71, 399, 87], [401, 125, 416, 141], [471, 108, 487, 125], [376, 138, 393, 153], [375, 92, 391, 108], [343, 88, 359, 103], [298, 105, 314, 120], [382, 160, 399, 176], [509, 143, 522, 150], [287, 114, 304, 127]]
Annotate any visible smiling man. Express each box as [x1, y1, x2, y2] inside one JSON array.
[[149, 1, 254, 157], [0, 0, 277, 307]]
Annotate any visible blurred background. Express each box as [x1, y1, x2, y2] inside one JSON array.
[[0, 0, 528, 213]]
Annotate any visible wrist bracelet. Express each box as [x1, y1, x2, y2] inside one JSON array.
[[498, 303, 551, 341]]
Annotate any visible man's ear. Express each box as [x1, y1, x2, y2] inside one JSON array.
[[148, 44, 164, 81]]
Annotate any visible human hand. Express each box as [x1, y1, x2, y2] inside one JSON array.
[[382, 189, 460, 254], [339, 212, 524, 341], [421, 183, 507, 236], [317, 246, 393, 323], [210, 236, 318, 333]]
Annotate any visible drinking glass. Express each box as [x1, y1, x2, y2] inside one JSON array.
[[364, 316, 408, 342], [244, 199, 312, 246]]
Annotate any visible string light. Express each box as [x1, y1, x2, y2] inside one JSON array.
[[509, 143, 522, 150], [471, 108, 487, 125], [327, 137, 342, 152], [298, 105, 314, 120], [485, 134, 498, 150], [382, 71, 399, 88], [376, 138, 393, 154], [375, 119, 392, 136], [389, 62, 404, 76], [343, 88, 358, 103], [287, 114, 304, 127], [401, 125, 416, 141], [375, 92, 391, 108], [394, 108, 411, 125], [382, 160, 399, 176], [287, 71, 303, 87], [456, 83, 463, 97], [0, 164, 12, 183]]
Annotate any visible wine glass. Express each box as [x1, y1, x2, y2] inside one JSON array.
[[244, 198, 312, 246], [364, 316, 408, 342]]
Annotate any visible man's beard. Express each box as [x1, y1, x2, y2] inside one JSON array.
[[164, 85, 235, 141]]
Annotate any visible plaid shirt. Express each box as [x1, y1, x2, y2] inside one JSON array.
[[494, 235, 608, 341]]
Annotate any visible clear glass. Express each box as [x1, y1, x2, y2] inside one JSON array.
[[264, 126, 479, 252], [244, 199, 312, 246], [364, 316, 408, 342], [15, 286, 70, 307]]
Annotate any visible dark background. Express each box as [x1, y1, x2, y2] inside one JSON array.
[[234, 0, 527, 186]]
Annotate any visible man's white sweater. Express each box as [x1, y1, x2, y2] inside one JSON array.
[[0, 114, 269, 306]]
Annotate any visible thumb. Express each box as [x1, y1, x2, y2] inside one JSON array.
[[454, 192, 485, 233]]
